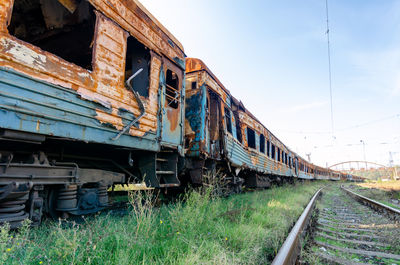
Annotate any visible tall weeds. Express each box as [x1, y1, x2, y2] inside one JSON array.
[[0, 181, 323, 264]]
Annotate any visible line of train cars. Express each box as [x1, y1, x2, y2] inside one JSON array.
[[0, 0, 360, 227]]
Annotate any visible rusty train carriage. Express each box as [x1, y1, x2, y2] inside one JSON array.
[[0, 0, 359, 228], [0, 0, 185, 227], [183, 58, 348, 188], [185, 58, 303, 189]]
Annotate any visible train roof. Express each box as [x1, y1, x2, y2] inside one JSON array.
[[88, 0, 185, 61], [131, 0, 184, 52], [186, 58, 262, 124], [186, 58, 297, 153], [186, 58, 229, 94]]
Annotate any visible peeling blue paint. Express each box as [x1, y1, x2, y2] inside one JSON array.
[[184, 84, 207, 157], [0, 68, 159, 150]]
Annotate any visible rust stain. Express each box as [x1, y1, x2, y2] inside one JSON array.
[[0, 0, 183, 138], [57, 0, 79, 13], [166, 108, 178, 131], [250, 154, 259, 166], [186, 58, 228, 102]]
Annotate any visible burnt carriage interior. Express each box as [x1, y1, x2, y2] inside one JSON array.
[[165, 69, 180, 108], [209, 91, 220, 141], [8, 0, 96, 70], [225, 107, 232, 134], [259, 134, 265, 153], [125, 36, 150, 97], [246, 127, 256, 149]]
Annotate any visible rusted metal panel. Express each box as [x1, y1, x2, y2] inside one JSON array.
[[184, 82, 207, 157], [89, 0, 184, 62], [0, 0, 185, 151], [159, 57, 184, 148], [0, 0, 12, 33], [186, 58, 228, 102], [57, 0, 79, 13]]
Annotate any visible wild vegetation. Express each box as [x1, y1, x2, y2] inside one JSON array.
[[0, 181, 323, 264], [349, 166, 399, 180], [350, 181, 400, 210]]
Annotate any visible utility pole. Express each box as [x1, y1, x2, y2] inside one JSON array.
[[389, 151, 398, 180], [360, 140, 367, 169], [306, 153, 311, 162]]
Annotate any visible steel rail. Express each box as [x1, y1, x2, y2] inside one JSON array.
[[341, 186, 400, 221], [271, 188, 323, 265]]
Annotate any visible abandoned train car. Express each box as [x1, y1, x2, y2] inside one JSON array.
[[0, 0, 186, 227], [185, 58, 303, 189], [183, 58, 355, 188], [0, 0, 360, 228]]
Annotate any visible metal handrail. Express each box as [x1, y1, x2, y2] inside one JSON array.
[[166, 83, 179, 92], [112, 69, 146, 141]]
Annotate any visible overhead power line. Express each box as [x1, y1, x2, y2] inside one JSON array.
[[281, 113, 400, 135], [325, 0, 334, 139]]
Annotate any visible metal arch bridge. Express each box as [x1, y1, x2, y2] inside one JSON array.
[[328, 161, 398, 179], [328, 161, 388, 170]]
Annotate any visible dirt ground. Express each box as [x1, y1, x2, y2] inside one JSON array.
[[357, 180, 400, 191], [347, 181, 400, 210]]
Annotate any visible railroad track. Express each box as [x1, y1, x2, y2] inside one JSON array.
[[272, 185, 400, 265]]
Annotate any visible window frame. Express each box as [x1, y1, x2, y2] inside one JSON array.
[[224, 107, 233, 134], [259, 134, 265, 153], [246, 126, 256, 149]]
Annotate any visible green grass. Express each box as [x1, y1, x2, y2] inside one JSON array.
[[347, 183, 400, 210], [0, 181, 324, 265]]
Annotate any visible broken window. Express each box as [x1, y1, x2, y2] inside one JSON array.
[[285, 153, 288, 165], [165, 69, 180, 109], [235, 123, 242, 143], [271, 144, 275, 159], [125, 36, 150, 97], [225, 108, 232, 134], [246, 127, 256, 149], [277, 148, 281, 161], [8, 0, 96, 70], [259, 134, 265, 153], [191, 81, 197, 89], [209, 92, 220, 141], [267, 140, 270, 157]]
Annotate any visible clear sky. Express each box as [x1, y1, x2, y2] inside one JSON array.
[[141, 0, 400, 168]]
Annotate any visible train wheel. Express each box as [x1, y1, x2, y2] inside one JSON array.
[[47, 189, 64, 220]]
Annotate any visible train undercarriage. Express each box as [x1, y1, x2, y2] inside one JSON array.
[[0, 129, 180, 228], [0, 150, 125, 228]]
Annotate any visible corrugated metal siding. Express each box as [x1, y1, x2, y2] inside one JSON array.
[[225, 134, 294, 177], [298, 171, 314, 180], [0, 68, 159, 150]]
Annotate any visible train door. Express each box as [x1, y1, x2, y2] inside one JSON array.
[[160, 59, 184, 148], [208, 90, 221, 159], [294, 157, 299, 177]]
